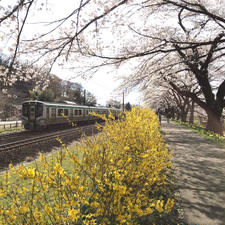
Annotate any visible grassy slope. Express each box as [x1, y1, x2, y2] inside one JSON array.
[[173, 120, 225, 148]]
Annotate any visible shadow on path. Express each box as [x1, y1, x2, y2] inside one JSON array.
[[161, 119, 225, 225]]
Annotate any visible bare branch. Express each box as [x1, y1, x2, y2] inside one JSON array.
[[0, 0, 28, 23], [202, 32, 225, 70], [178, 8, 188, 34], [8, 0, 34, 74]]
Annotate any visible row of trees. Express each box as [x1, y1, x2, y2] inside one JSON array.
[[148, 77, 200, 124], [0, 55, 97, 120], [0, 53, 97, 106], [29, 77, 97, 106], [1, 55, 131, 120], [1, 53, 132, 120], [0, 0, 224, 134]]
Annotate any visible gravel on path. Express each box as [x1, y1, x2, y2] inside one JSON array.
[[161, 119, 225, 225]]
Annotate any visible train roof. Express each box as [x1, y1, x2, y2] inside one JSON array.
[[22, 100, 122, 111]]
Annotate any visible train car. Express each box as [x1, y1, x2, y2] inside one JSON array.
[[21, 100, 122, 130]]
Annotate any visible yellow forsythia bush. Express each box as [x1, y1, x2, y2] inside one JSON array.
[[0, 107, 174, 225]]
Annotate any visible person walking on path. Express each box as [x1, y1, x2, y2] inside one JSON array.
[[158, 113, 162, 125], [161, 120, 225, 225], [156, 110, 162, 125]]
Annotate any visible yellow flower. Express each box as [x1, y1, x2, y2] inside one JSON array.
[[165, 198, 174, 213], [6, 208, 14, 218], [44, 204, 52, 215], [54, 163, 64, 176], [68, 208, 79, 222], [90, 201, 99, 208], [145, 207, 153, 214], [26, 168, 36, 178], [40, 153, 45, 163], [155, 200, 164, 213], [19, 204, 29, 214], [0, 206, 4, 214], [9, 163, 15, 172], [0, 189, 7, 197]]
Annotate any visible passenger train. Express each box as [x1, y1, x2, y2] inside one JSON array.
[[21, 100, 122, 130]]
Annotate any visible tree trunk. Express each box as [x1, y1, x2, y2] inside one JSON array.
[[206, 110, 223, 135], [189, 100, 195, 124], [180, 108, 187, 122], [176, 112, 180, 120]]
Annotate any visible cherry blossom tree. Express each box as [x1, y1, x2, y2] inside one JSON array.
[[0, 0, 225, 134]]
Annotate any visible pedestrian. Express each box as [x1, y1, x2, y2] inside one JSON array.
[[159, 113, 162, 124], [157, 110, 162, 125]]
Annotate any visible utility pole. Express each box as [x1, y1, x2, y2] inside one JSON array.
[[83, 89, 86, 105], [122, 92, 124, 111]]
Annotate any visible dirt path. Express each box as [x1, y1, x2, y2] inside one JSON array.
[[161, 118, 225, 225]]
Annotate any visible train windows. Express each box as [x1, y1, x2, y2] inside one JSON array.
[[58, 108, 63, 116], [79, 110, 82, 115], [70, 109, 73, 116], [64, 109, 69, 116], [74, 109, 79, 116], [51, 108, 56, 118]]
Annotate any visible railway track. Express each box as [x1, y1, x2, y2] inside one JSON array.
[[0, 124, 97, 153], [0, 131, 32, 144], [0, 121, 99, 145], [0, 123, 100, 172]]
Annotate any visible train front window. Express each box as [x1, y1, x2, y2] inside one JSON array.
[[37, 103, 43, 117]]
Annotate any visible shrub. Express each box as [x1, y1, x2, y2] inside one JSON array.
[[0, 107, 174, 225]]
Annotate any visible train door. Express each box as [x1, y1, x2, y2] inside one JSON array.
[[51, 108, 56, 118], [50, 108, 56, 126]]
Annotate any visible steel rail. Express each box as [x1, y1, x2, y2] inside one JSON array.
[[0, 131, 31, 143], [0, 124, 97, 153]]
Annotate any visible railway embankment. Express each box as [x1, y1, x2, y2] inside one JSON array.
[[161, 118, 225, 225]]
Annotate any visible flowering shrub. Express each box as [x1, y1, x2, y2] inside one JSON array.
[[0, 107, 174, 224]]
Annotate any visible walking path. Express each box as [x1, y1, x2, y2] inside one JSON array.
[[161, 118, 225, 225]]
